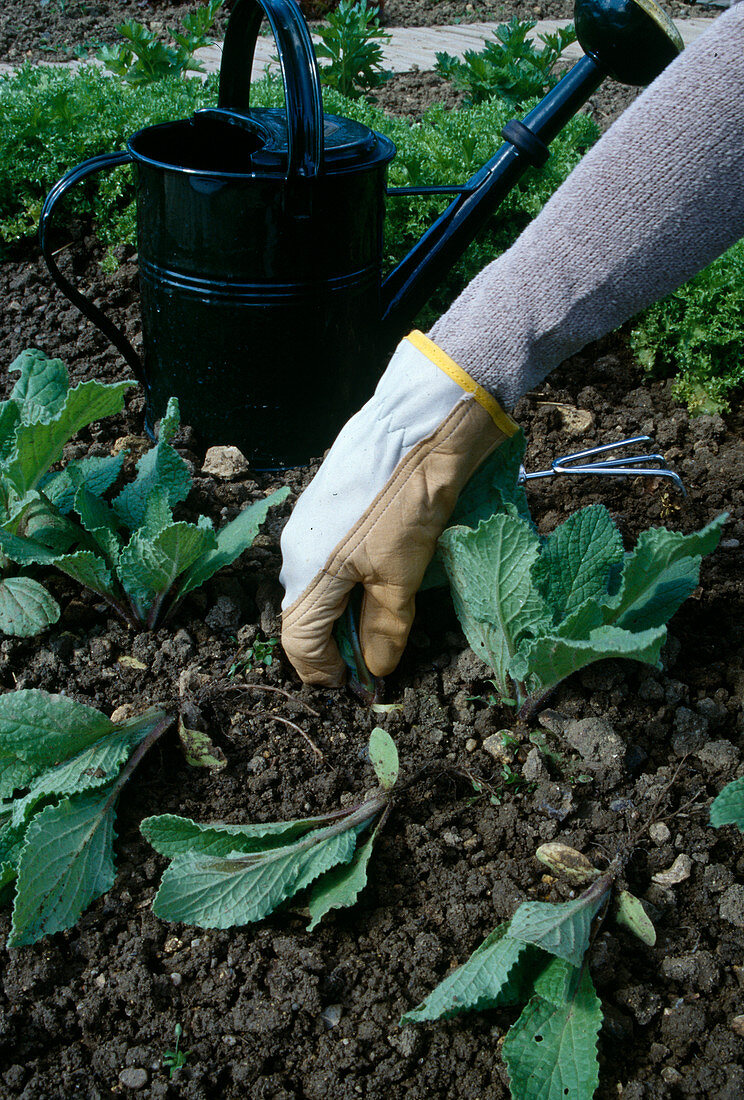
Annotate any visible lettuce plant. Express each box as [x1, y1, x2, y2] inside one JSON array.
[[0, 688, 172, 946], [0, 397, 289, 630], [438, 434, 726, 711], [0, 348, 132, 636], [141, 728, 398, 930]]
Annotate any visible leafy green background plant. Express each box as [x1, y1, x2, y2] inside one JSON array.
[[435, 17, 577, 106], [437, 432, 726, 711], [0, 688, 172, 947], [631, 237, 744, 415], [141, 727, 398, 930], [97, 0, 224, 86], [314, 0, 390, 98], [0, 395, 290, 630], [0, 348, 132, 636]]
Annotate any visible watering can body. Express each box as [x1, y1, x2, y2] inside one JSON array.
[[40, 0, 683, 467]]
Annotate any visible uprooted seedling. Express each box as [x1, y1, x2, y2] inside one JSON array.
[[0, 395, 289, 630], [0, 688, 172, 946], [141, 727, 400, 930], [403, 841, 656, 1100], [435, 432, 726, 713]]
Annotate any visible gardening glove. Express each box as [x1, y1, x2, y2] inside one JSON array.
[[280, 331, 518, 687]]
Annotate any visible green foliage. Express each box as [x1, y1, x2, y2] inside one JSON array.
[[141, 728, 397, 930], [97, 1, 224, 86], [0, 688, 170, 946], [402, 880, 609, 1099], [0, 63, 217, 250], [0, 63, 596, 326], [437, 432, 726, 708], [163, 1024, 190, 1079], [0, 396, 290, 630], [314, 0, 390, 99], [631, 238, 744, 415], [710, 776, 744, 832], [229, 634, 279, 677], [435, 18, 577, 106], [0, 348, 132, 636]]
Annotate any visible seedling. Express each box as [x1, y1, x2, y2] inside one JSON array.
[[0, 349, 132, 636], [141, 728, 399, 930], [0, 397, 289, 630], [229, 635, 279, 677], [403, 842, 656, 1100], [0, 689, 172, 946], [163, 1024, 190, 1079], [437, 432, 726, 713]]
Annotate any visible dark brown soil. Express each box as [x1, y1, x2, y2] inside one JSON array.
[[1, 3, 743, 1100]]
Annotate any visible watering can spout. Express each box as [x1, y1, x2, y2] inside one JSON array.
[[379, 0, 684, 348]]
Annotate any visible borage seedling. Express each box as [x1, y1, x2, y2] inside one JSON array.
[[0, 397, 289, 630], [403, 841, 657, 1100], [0, 348, 132, 636], [437, 432, 726, 715], [141, 727, 399, 930], [0, 688, 172, 946]]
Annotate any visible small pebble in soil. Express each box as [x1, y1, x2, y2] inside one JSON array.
[[652, 853, 692, 886], [719, 884, 744, 928], [321, 1004, 342, 1028], [118, 1067, 148, 1090], [649, 822, 672, 845]]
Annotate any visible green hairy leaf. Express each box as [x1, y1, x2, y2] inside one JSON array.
[[440, 465, 726, 706], [508, 880, 611, 968], [112, 398, 191, 530], [0, 691, 170, 946], [710, 777, 744, 833], [368, 727, 399, 790], [307, 827, 377, 931], [140, 812, 337, 858], [0, 576, 60, 637], [9, 348, 69, 422], [503, 960, 602, 1100]]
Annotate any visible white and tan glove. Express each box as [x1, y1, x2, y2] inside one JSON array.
[[280, 331, 518, 687]]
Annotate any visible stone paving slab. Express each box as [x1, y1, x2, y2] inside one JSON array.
[[0, 16, 714, 79]]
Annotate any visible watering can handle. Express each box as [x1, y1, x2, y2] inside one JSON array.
[[39, 149, 145, 386], [218, 0, 324, 178]]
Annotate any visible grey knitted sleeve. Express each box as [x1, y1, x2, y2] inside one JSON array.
[[428, 2, 744, 410]]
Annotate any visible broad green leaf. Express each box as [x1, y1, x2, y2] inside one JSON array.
[[0, 860, 16, 897], [176, 487, 290, 600], [151, 828, 358, 928], [507, 879, 611, 967], [0, 402, 21, 464], [118, 522, 217, 615], [112, 398, 191, 530], [369, 727, 398, 789], [0, 576, 60, 637], [615, 890, 656, 946], [42, 452, 125, 514], [4, 378, 132, 494], [0, 759, 37, 799], [439, 514, 549, 697], [21, 501, 82, 555], [74, 487, 122, 563], [510, 623, 666, 697], [307, 825, 376, 931], [9, 786, 117, 947], [0, 688, 115, 764], [178, 720, 226, 771], [141, 485, 173, 539], [532, 504, 623, 621], [423, 431, 531, 589], [402, 924, 531, 1024], [503, 961, 601, 1100], [710, 777, 744, 832], [9, 348, 69, 422], [0, 820, 25, 868], [605, 514, 727, 630], [141, 812, 337, 858]]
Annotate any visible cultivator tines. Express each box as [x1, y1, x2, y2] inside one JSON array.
[[519, 435, 686, 494]]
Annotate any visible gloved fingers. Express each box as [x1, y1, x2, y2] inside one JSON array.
[[281, 571, 355, 687], [359, 581, 417, 678]]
